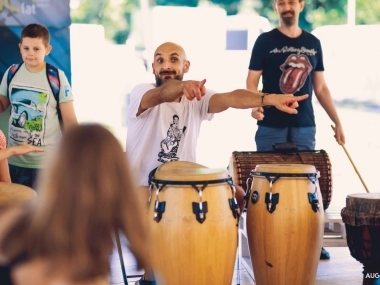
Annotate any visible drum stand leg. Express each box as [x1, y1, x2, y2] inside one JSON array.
[[236, 246, 241, 285], [115, 229, 129, 285], [236, 231, 241, 285]]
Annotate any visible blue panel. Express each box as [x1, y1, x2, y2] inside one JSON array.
[[0, 0, 70, 28], [226, 30, 248, 50]]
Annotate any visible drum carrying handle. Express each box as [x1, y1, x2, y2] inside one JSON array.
[[265, 178, 279, 213], [229, 185, 240, 218], [151, 182, 167, 223], [242, 176, 253, 213], [191, 184, 209, 224], [307, 173, 320, 212]]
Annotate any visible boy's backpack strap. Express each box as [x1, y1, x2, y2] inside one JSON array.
[[45, 63, 62, 125], [45, 63, 60, 101], [6, 63, 23, 98]]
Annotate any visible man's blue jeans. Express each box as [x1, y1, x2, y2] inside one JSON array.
[[255, 126, 316, 151]]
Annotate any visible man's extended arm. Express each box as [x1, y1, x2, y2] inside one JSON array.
[[246, 70, 265, 120], [208, 89, 308, 114], [137, 79, 206, 116]]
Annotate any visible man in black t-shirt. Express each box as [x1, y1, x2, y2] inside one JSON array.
[[246, 0, 345, 259]]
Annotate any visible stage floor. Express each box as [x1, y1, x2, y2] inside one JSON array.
[[109, 235, 365, 285]]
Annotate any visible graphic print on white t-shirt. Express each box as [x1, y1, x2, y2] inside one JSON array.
[[158, 114, 187, 163], [9, 87, 48, 146]]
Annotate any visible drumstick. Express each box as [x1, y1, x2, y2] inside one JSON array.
[[331, 125, 370, 193]]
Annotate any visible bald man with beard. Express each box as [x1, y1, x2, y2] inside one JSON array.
[[126, 41, 308, 285]]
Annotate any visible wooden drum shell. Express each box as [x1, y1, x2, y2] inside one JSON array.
[[148, 164, 238, 285], [246, 164, 324, 285]]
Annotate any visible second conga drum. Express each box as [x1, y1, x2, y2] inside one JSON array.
[[246, 164, 324, 285], [148, 164, 239, 285]]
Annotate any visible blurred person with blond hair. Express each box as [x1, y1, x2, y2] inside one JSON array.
[[0, 124, 150, 285]]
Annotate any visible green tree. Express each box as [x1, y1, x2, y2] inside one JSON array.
[[209, 0, 240, 15], [155, 0, 199, 6], [113, 0, 140, 43], [71, 0, 109, 25], [71, 0, 138, 44], [356, 0, 380, 24], [70, 0, 380, 42]]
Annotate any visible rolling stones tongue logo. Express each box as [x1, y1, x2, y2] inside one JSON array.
[[279, 54, 312, 93]]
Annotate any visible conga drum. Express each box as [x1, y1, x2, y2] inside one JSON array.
[[0, 182, 36, 204], [0, 182, 36, 285], [147, 162, 239, 285], [229, 150, 333, 210], [341, 193, 380, 285], [246, 164, 324, 285]]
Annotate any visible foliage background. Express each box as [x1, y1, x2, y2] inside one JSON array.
[[70, 0, 380, 44]]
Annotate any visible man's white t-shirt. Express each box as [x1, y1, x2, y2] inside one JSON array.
[[126, 83, 215, 186]]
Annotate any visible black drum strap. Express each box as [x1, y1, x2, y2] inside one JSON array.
[[150, 177, 238, 223], [249, 172, 320, 213]]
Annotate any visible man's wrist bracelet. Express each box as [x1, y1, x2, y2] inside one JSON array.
[[260, 92, 269, 107]]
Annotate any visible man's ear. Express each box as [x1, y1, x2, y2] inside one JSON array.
[[184, 60, 190, 73], [273, 2, 278, 13], [300, 0, 305, 11]]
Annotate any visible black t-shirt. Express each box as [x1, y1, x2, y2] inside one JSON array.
[[248, 28, 324, 127]]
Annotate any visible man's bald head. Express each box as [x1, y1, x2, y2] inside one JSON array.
[[154, 42, 187, 61]]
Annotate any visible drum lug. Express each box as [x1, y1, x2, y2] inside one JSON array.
[[308, 193, 320, 212], [192, 202, 208, 223], [251, 190, 259, 204], [228, 198, 240, 218], [154, 200, 166, 222], [265, 192, 279, 213]]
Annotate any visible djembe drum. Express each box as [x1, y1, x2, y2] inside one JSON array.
[[341, 193, 380, 285], [229, 150, 333, 210], [246, 164, 324, 285], [147, 162, 239, 285]]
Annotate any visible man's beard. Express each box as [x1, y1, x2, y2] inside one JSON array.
[[281, 11, 296, 27], [155, 73, 184, 87]]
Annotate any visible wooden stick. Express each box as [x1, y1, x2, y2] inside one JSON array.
[[331, 125, 370, 193]]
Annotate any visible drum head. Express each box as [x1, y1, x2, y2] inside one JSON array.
[[346, 193, 380, 200], [255, 164, 317, 174], [154, 168, 228, 182], [0, 182, 36, 204], [157, 161, 207, 172], [344, 193, 380, 217]]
